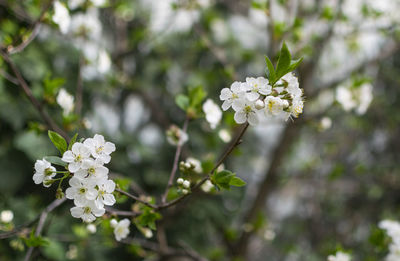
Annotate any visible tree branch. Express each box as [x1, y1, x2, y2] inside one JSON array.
[[0, 50, 69, 141], [162, 117, 190, 203], [24, 197, 67, 261]]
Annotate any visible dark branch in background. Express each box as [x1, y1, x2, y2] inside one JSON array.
[[121, 237, 209, 261], [115, 188, 158, 209], [6, 0, 54, 55], [157, 123, 249, 210], [162, 117, 190, 203], [0, 50, 70, 141], [105, 206, 141, 217], [24, 198, 66, 261]]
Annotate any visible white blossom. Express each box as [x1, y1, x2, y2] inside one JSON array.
[[33, 159, 56, 187], [74, 158, 109, 183], [281, 73, 302, 98], [110, 218, 130, 241], [186, 157, 203, 174], [202, 99, 222, 129], [220, 81, 246, 111], [70, 200, 105, 223], [233, 99, 259, 126], [244, 77, 271, 101], [327, 251, 351, 261], [83, 134, 116, 164], [264, 96, 289, 116], [320, 117, 332, 130], [53, 1, 71, 34], [92, 179, 116, 209], [62, 143, 91, 173], [57, 88, 74, 115], [65, 177, 97, 207], [0, 210, 14, 223]]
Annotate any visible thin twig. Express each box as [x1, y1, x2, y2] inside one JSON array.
[[162, 117, 190, 203], [0, 50, 69, 141], [24, 198, 66, 261], [115, 188, 158, 209], [105, 206, 141, 217], [158, 123, 249, 210], [6, 0, 54, 55]]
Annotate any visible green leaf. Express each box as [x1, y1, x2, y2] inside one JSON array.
[[275, 42, 291, 82], [68, 133, 78, 150], [44, 156, 67, 167], [265, 55, 276, 83], [287, 58, 303, 72], [188, 86, 207, 108], [229, 176, 246, 187], [136, 209, 162, 230], [24, 230, 49, 247], [211, 170, 236, 190], [48, 130, 67, 154], [175, 94, 190, 111]]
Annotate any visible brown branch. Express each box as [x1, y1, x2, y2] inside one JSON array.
[[6, 0, 54, 55], [158, 123, 249, 210], [0, 50, 69, 141], [24, 197, 67, 261], [115, 188, 158, 209], [105, 206, 141, 217], [162, 117, 190, 203]]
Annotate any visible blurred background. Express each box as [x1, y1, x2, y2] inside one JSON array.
[[0, 0, 400, 260]]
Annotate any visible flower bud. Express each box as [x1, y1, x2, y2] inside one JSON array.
[[182, 180, 190, 189], [177, 178, 184, 185], [255, 99, 265, 110], [110, 219, 118, 228], [56, 188, 64, 199], [182, 189, 189, 195]]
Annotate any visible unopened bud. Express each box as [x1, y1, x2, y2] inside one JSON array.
[[255, 99, 265, 110], [177, 178, 184, 185], [56, 188, 64, 199], [182, 189, 189, 195], [182, 180, 190, 189]]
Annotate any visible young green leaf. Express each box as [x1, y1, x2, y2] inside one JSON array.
[[188, 86, 207, 108], [136, 209, 162, 230], [175, 94, 190, 111], [275, 42, 292, 82], [265, 55, 276, 84], [229, 176, 246, 187], [68, 133, 78, 150], [48, 130, 67, 154], [211, 170, 236, 190], [44, 156, 67, 167], [287, 58, 303, 72]]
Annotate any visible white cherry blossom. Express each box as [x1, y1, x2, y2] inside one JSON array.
[[281, 73, 302, 98], [233, 99, 259, 126], [202, 99, 222, 129], [110, 218, 130, 241], [65, 177, 97, 207], [244, 77, 271, 101], [83, 134, 116, 164], [219, 81, 246, 111], [0, 210, 14, 223], [33, 159, 56, 187], [57, 88, 74, 116], [93, 179, 116, 209], [70, 200, 105, 223], [62, 143, 91, 173], [264, 96, 289, 116], [74, 158, 109, 183], [327, 251, 351, 261], [53, 1, 71, 34]]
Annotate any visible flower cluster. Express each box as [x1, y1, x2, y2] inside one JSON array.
[[327, 251, 351, 261], [220, 73, 304, 126], [166, 125, 188, 146], [110, 218, 130, 241], [61, 134, 116, 223], [379, 220, 400, 261], [177, 178, 191, 194], [336, 81, 373, 115], [179, 157, 203, 174]]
